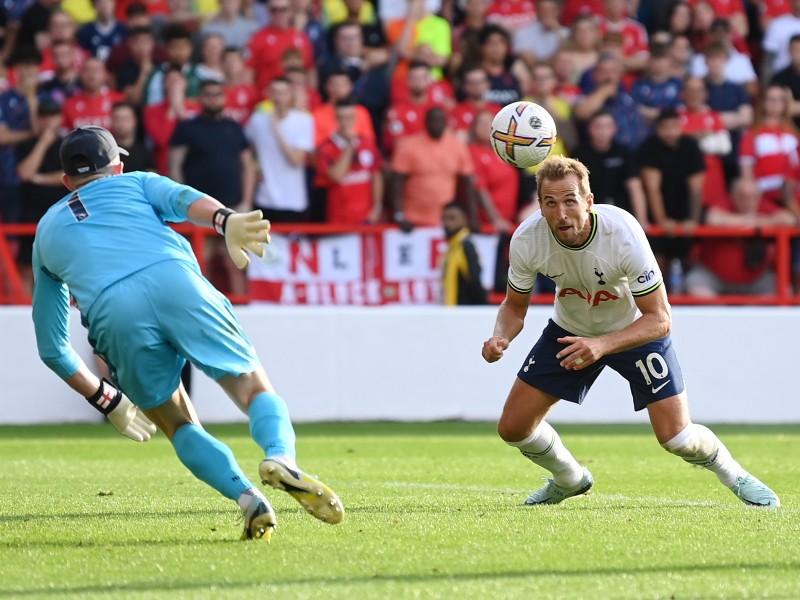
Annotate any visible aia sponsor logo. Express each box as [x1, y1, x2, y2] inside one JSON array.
[[558, 288, 619, 307]]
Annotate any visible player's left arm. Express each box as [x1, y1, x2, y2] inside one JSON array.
[[557, 285, 672, 370]]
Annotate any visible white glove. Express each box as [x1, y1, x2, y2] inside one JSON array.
[[86, 379, 157, 442], [213, 208, 271, 269]]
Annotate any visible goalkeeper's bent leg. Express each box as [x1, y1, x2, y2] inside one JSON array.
[[172, 423, 254, 499], [248, 392, 297, 462]]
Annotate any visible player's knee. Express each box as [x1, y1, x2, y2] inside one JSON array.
[[661, 423, 717, 460], [497, 419, 529, 444]]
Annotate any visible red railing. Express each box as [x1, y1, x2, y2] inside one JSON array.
[[1, 221, 798, 306]]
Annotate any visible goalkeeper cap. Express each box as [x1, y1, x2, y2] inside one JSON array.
[[60, 126, 129, 176]]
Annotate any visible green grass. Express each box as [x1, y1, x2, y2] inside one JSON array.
[[1, 422, 798, 599]]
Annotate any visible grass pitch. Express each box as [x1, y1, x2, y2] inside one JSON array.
[[1, 422, 798, 599]]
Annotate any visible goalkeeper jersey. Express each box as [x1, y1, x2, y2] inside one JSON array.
[[31, 172, 205, 378]]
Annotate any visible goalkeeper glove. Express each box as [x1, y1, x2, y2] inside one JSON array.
[[213, 208, 271, 269], [85, 379, 157, 442]]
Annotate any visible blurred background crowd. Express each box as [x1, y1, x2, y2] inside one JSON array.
[[2, 0, 800, 301]]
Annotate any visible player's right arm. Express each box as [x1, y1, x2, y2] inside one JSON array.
[[483, 233, 535, 363], [482, 286, 531, 363]]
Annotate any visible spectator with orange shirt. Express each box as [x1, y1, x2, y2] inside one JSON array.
[[448, 66, 500, 140], [387, 0, 451, 83], [61, 56, 124, 130], [316, 96, 383, 224], [686, 177, 796, 297], [468, 109, 518, 233], [313, 68, 375, 145], [246, 0, 314, 93], [143, 66, 200, 174], [391, 106, 476, 231], [221, 47, 258, 126]]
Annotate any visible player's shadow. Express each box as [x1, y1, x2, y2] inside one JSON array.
[[2, 560, 798, 597]]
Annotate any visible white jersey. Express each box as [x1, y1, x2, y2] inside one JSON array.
[[508, 204, 663, 337]]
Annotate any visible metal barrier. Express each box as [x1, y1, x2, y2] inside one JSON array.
[[1, 221, 798, 305]]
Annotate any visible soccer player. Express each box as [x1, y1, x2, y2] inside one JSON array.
[[31, 126, 344, 540], [481, 155, 781, 508]]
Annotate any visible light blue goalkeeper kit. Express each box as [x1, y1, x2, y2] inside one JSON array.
[[31, 172, 297, 504]]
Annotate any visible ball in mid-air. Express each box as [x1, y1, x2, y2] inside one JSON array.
[[490, 101, 557, 168]]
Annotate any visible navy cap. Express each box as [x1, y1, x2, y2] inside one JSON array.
[[60, 126, 129, 176]]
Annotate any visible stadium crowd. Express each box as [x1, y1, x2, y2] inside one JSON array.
[[2, 0, 800, 300]]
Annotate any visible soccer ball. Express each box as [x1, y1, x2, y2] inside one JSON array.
[[490, 101, 557, 168]]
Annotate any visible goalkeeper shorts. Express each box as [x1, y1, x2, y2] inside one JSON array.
[[87, 259, 260, 409]]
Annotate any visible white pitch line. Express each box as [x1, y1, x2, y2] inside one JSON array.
[[349, 481, 798, 511]]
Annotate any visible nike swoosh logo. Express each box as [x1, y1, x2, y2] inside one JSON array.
[[651, 381, 671, 394]]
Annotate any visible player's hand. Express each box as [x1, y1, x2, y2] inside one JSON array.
[[85, 380, 157, 442], [482, 336, 509, 363], [216, 209, 271, 269], [556, 336, 606, 370]]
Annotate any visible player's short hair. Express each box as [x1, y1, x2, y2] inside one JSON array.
[[535, 155, 592, 199]]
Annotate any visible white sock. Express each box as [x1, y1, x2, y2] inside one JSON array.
[[662, 424, 747, 487], [507, 421, 584, 487], [237, 487, 265, 511]]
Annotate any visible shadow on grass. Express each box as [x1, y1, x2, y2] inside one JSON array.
[[1, 561, 799, 597]]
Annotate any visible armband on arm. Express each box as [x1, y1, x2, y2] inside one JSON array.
[[85, 379, 157, 442]]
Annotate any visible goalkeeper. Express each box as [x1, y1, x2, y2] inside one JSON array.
[[31, 126, 343, 541]]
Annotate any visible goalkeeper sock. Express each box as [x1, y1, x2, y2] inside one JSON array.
[[249, 392, 297, 460], [172, 423, 252, 500], [506, 421, 585, 488]]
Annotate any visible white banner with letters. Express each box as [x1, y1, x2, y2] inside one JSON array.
[[248, 228, 500, 305]]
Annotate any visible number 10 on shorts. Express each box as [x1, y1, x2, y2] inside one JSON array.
[[635, 353, 669, 385]]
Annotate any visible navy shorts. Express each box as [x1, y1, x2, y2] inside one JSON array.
[[517, 320, 685, 411]]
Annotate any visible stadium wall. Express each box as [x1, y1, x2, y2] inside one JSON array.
[[2, 306, 797, 425]]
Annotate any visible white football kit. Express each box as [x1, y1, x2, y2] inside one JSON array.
[[508, 204, 663, 337]]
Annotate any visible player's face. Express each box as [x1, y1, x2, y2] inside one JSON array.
[[539, 174, 594, 247]]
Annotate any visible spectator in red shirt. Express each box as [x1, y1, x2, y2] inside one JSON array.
[[598, 0, 650, 74], [316, 96, 383, 224], [383, 60, 439, 156], [143, 66, 200, 174], [468, 109, 518, 233], [62, 56, 124, 131], [448, 66, 500, 140], [246, 0, 315, 93], [37, 40, 81, 107], [222, 47, 258, 126], [686, 177, 796, 297], [679, 76, 732, 206]]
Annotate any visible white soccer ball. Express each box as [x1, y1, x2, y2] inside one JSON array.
[[490, 101, 557, 168]]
